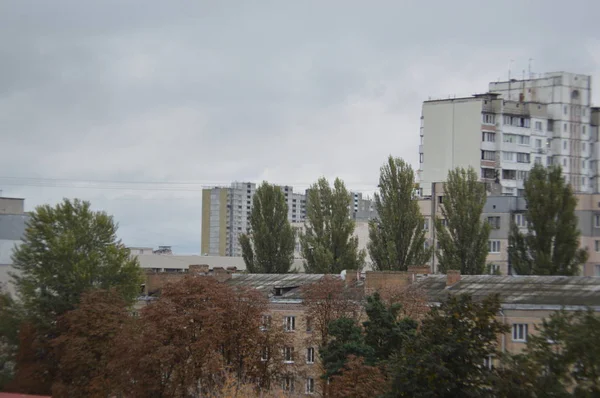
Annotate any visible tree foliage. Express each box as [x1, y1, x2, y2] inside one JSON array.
[[435, 167, 490, 274], [498, 309, 600, 397], [10, 198, 143, 329], [239, 182, 296, 274], [329, 355, 387, 398], [0, 290, 21, 390], [51, 289, 131, 398], [368, 156, 431, 271], [509, 164, 588, 275], [299, 177, 366, 273], [390, 294, 508, 397], [111, 276, 289, 396]]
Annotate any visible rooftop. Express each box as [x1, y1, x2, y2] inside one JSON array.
[[225, 273, 332, 299], [417, 275, 600, 308]]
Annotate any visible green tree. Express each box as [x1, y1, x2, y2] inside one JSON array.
[[363, 292, 417, 363], [0, 290, 21, 389], [319, 317, 373, 380], [10, 198, 143, 328], [299, 177, 366, 273], [368, 156, 431, 271], [390, 294, 508, 397], [435, 167, 490, 274], [509, 164, 587, 275], [239, 182, 296, 273]]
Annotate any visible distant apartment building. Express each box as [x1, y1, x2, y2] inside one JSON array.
[[420, 182, 600, 277], [201, 182, 374, 257], [418, 72, 597, 197], [0, 196, 29, 294]]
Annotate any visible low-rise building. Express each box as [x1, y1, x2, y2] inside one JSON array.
[[0, 197, 29, 295]]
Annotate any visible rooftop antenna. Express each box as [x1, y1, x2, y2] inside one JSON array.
[[528, 58, 534, 79], [508, 59, 514, 99]]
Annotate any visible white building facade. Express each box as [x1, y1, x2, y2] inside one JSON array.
[[418, 72, 596, 196]]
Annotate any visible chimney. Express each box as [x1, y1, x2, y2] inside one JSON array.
[[189, 264, 209, 274], [344, 269, 359, 287], [213, 267, 232, 283], [446, 270, 461, 287]]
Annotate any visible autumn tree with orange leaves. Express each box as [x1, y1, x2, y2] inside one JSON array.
[[329, 355, 387, 398]]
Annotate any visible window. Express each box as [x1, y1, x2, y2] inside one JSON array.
[[282, 375, 295, 392], [512, 324, 528, 342], [423, 219, 429, 231], [563, 158, 567, 167], [517, 170, 529, 180], [583, 126, 587, 135], [482, 132, 496, 142], [487, 216, 500, 230], [284, 316, 296, 332], [595, 215, 600, 228], [514, 213, 528, 228], [502, 169, 517, 180], [583, 142, 587, 151], [596, 265, 600, 277], [306, 347, 315, 364], [534, 121, 543, 131], [420, 153, 424, 163], [563, 140, 567, 150], [482, 114, 495, 124], [306, 378, 315, 394], [564, 105, 568, 115], [483, 355, 495, 370], [535, 156, 542, 165], [503, 133, 516, 143], [535, 139, 542, 148], [489, 240, 501, 253], [518, 135, 530, 145], [582, 177, 586, 187], [482, 150, 496, 161], [481, 168, 496, 179], [503, 152, 515, 161], [261, 315, 272, 330], [441, 219, 448, 227], [261, 347, 269, 361], [548, 120, 554, 132], [564, 123, 567, 132], [284, 346, 294, 363], [438, 196, 444, 204], [595, 240, 600, 252], [306, 317, 313, 332], [583, 160, 586, 169], [547, 157, 552, 167], [516, 153, 530, 163]]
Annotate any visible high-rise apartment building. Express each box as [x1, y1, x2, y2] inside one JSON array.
[[418, 72, 595, 196], [201, 182, 375, 257]]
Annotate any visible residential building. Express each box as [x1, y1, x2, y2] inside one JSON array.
[[0, 197, 29, 295], [201, 181, 374, 257], [419, 182, 600, 276], [418, 72, 594, 196], [138, 266, 600, 393]]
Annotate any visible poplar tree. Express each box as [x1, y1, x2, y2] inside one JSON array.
[[368, 156, 431, 271], [509, 164, 587, 276], [239, 182, 296, 273], [299, 177, 366, 273], [435, 167, 490, 274]]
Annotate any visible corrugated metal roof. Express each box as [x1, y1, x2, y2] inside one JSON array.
[[417, 275, 600, 307], [226, 273, 337, 299]]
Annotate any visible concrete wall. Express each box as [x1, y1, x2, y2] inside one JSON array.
[[420, 98, 484, 196], [0, 198, 25, 214]]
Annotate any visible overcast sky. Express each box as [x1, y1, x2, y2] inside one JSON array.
[[1, 0, 600, 254]]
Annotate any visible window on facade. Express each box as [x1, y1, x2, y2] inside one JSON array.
[[519, 135, 530, 145], [512, 324, 528, 342], [306, 347, 315, 364], [282, 375, 295, 392], [516, 170, 529, 180], [503, 152, 515, 161], [481, 168, 496, 179], [595, 240, 600, 252], [534, 121, 543, 131], [487, 216, 500, 230], [284, 316, 296, 332], [583, 126, 587, 135], [596, 265, 600, 277], [535, 139, 542, 148], [261, 315, 272, 330], [514, 213, 527, 228], [420, 153, 424, 163], [482, 114, 495, 124], [563, 140, 568, 150], [583, 160, 586, 169], [563, 159, 567, 167], [516, 153, 530, 163], [441, 219, 448, 227], [284, 347, 294, 363], [423, 219, 429, 231], [535, 157, 541, 165], [564, 123, 567, 132], [503, 133, 516, 143], [261, 347, 269, 361], [482, 132, 496, 142], [583, 177, 586, 187], [564, 106, 568, 115], [483, 355, 495, 370], [482, 150, 496, 161], [595, 215, 600, 228], [306, 317, 313, 332], [502, 169, 517, 180], [488, 240, 501, 253], [306, 378, 315, 394]]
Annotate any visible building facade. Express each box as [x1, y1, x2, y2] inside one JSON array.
[[418, 72, 596, 197], [0, 197, 29, 295], [201, 182, 374, 257], [419, 182, 600, 277]]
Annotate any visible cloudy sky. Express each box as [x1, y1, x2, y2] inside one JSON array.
[[1, 0, 600, 254]]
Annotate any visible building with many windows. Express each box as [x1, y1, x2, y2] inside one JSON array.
[[0, 196, 29, 295], [418, 72, 596, 196], [201, 182, 374, 257]]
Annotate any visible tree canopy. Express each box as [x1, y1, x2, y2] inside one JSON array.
[[239, 182, 296, 273], [299, 177, 366, 273], [10, 198, 142, 328], [509, 164, 587, 275], [368, 156, 431, 271], [435, 166, 490, 274]]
